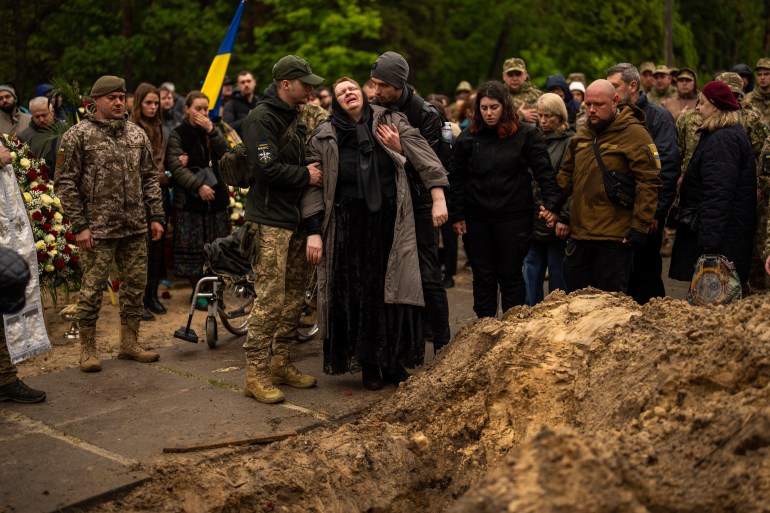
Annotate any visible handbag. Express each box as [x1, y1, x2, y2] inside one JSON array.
[[190, 166, 218, 197], [687, 254, 742, 306], [671, 206, 700, 232], [592, 137, 636, 209]]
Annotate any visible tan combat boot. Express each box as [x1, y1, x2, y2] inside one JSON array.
[[79, 326, 101, 373], [118, 321, 159, 363], [270, 355, 317, 388], [244, 363, 285, 404]]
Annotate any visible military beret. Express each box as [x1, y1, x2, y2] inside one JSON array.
[[90, 76, 126, 98], [272, 55, 323, 85], [503, 58, 527, 73], [702, 81, 741, 111], [757, 58, 770, 71], [715, 72, 744, 95]]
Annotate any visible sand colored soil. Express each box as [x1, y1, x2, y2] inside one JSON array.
[[75, 289, 770, 512]]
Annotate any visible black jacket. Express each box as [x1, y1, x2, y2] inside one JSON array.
[[241, 84, 308, 230], [635, 91, 680, 220], [532, 128, 574, 240], [669, 124, 756, 281], [449, 123, 562, 223], [223, 90, 259, 134]]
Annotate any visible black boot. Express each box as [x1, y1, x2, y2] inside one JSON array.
[[141, 307, 155, 321], [0, 379, 46, 403], [144, 280, 166, 314], [382, 364, 410, 386], [361, 363, 383, 390]]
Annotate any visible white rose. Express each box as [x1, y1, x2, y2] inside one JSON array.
[[239, 188, 249, 195], [50, 249, 57, 256], [54, 212, 63, 222], [40, 194, 53, 206], [9, 152, 16, 159], [45, 264, 55, 273], [54, 224, 64, 232], [19, 158, 30, 169], [53, 197, 61, 208], [230, 213, 240, 221], [23, 192, 32, 203], [235, 202, 243, 209], [30, 181, 38, 189], [44, 234, 55, 243], [35, 240, 46, 250], [229, 197, 235, 207]]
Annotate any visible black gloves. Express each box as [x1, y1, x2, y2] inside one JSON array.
[[625, 230, 647, 249]]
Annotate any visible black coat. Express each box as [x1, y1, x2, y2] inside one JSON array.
[[669, 124, 756, 282], [449, 123, 562, 223], [223, 91, 258, 134]]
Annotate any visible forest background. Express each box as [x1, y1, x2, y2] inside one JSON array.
[[3, 0, 770, 101]]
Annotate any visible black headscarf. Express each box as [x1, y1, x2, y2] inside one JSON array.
[[330, 91, 381, 212]]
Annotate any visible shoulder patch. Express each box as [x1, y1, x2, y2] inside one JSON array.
[[646, 143, 661, 170], [56, 145, 67, 169], [257, 142, 274, 166]]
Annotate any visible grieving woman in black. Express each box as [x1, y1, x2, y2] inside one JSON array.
[[449, 80, 562, 317], [302, 77, 448, 390]]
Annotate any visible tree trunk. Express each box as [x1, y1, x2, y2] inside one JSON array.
[[12, 0, 26, 98], [488, 23, 513, 82], [122, 0, 134, 86], [664, 0, 673, 66]]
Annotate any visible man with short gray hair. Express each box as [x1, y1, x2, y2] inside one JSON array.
[[19, 97, 64, 177]]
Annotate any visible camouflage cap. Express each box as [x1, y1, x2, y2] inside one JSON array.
[[653, 65, 670, 76], [272, 55, 324, 85], [639, 62, 655, 74], [455, 80, 472, 93], [715, 71, 744, 95], [567, 72, 586, 85], [503, 58, 527, 73], [757, 58, 770, 71], [677, 67, 697, 82], [90, 76, 126, 98]]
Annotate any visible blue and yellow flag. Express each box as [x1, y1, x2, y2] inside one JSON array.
[[201, 0, 246, 117]]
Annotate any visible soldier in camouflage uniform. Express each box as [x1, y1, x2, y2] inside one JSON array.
[[239, 56, 324, 404], [647, 65, 677, 105], [744, 58, 770, 127], [639, 62, 655, 94], [55, 76, 165, 372], [502, 57, 542, 124], [299, 102, 329, 142], [673, 72, 770, 291]]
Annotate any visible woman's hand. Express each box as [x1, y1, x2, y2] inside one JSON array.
[[453, 220, 466, 236], [555, 222, 570, 239], [430, 188, 448, 227], [179, 154, 189, 167], [539, 206, 559, 227], [198, 184, 215, 201], [306, 234, 323, 264], [191, 110, 214, 133], [377, 123, 402, 154]]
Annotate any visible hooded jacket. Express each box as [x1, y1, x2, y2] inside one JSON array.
[[557, 103, 661, 241], [545, 74, 581, 126], [55, 111, 164, 238], [241, 84, 308, 230], [301, 106, 448, 338]]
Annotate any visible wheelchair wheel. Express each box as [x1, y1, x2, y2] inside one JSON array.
[[219, 281, 254, 337], [297, 270, 319, 341], [205, 315, 218, 348]]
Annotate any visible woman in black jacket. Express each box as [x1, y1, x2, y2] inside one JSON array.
[[449, 81, 562, 317], [670, 81, 756, 284], [165, 91, 231, 299]]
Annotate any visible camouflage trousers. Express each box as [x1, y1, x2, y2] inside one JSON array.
[[76, 233, 148, 328], [0, 323, 17, 387], [748, 178, 770, 293], [242, 222, 308, 365]]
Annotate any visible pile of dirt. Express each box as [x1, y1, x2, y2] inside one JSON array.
[[81, 289, 770, 512]]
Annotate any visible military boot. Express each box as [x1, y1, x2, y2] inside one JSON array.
[[79, 326, 101, 373], [118, 321, 160, 363], [269, 355, 317, 388], [244, 363, 285, 404]]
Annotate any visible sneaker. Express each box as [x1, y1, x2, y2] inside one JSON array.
[[0, 379, 46, 403]]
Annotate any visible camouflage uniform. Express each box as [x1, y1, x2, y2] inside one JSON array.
[[0, 323, 16, 386], [508, 82, 543, 113], [299, 103, 329, 143], [55, 110, 164, 327], [745, 88, 770, 127], [647, 86, 677, 105]]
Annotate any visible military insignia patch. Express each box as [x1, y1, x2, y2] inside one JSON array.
[[56, 145, 67, 169], [257, 142, 273, 165], [647, 143, 661, 170]]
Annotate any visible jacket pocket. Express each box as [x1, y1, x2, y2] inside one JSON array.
[[239, 222, 260, 267]]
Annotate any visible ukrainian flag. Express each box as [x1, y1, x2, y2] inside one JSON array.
[[201, 0, 246, 117]]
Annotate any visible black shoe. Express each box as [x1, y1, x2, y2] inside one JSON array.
[[442, 276, 455, 289], [382, 365, 410, 386], [0, 379, 46, 403], [141, 307, 156, 321], [361, 364, 383, 390], [145, 296, 166, 314]]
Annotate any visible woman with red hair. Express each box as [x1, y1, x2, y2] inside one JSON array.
[[449, 80, 562, 317]]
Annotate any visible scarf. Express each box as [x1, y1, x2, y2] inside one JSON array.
[[330, 94, 381, 212]]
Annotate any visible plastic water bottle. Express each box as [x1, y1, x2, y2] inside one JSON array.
[[441, 122, 452, 143]]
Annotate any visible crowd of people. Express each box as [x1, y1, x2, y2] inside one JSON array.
[[3, 52, 770, 405]]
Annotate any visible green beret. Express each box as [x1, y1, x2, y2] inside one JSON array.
[[90, 75, 126, 98]]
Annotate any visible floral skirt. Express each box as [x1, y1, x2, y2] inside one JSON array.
[[324, 196, 423, 374], [173, 209, 230, 279]]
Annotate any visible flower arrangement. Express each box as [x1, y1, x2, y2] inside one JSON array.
[[2, 134, 81, 303], [227, 186, 247, 232]]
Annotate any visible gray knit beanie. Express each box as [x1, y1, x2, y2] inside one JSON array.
[[0, 85, 17, 100], [371, 51, 409, 90]]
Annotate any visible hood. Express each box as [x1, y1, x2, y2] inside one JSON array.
[[731, 64, 755, 92], [258, 84, 299, 117], [545, 74, 579, 113]]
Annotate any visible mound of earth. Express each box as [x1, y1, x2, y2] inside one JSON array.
[[83, 289, 770, 512]]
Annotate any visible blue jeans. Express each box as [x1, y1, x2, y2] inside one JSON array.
[[523, 239, 567, 306]]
